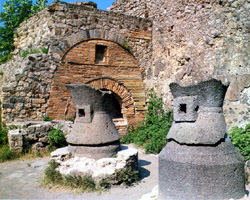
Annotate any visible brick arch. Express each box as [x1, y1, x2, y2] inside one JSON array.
[[87, 78, 135, 120], [48, 39, 146, 134], [50, 29, 129, 59]]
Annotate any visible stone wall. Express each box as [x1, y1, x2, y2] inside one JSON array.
[[1, 0, 249, 128], [110, 0, 250, 128], [0, 1, 152, 126], [1, 54, 56, 122], [7, 121, 73, 152]]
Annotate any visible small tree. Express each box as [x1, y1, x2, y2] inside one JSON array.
[[0, 0, 47, 64]]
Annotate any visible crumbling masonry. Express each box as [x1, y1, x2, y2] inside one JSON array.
[[0, 0, 249, 135]]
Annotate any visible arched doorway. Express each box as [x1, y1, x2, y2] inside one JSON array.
[[101, 89, 123, 119]]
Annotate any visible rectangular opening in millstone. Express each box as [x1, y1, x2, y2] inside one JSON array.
[[179, 104, 187, 113], [95, 45, 107, 63], [78, 109, 85, 117]]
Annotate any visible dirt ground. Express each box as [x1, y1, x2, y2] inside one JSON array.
[[0, 145, 249, 200], [0, 145, 158, 200]]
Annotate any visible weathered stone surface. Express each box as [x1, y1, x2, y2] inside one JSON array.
[[8, 129, 23, 152], [66, 84, 121, 159], [167, 79, 228, 144], [110, 0, 250, 128], [0, 1, 150, 127], [68, 142, 120, 160], [159, 140, 245, 200], [66, 84, 121, 145], [0, 0, 249, 130], [6, 121, 68, 152], [159, 79, 246, 200], [52, 145, 138, 185]]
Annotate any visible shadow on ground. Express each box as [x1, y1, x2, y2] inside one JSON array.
[[138, 159, 151, 181]]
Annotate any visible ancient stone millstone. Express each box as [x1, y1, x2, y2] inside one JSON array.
[[66, 84, 121, 159], [159, 79, 246, 200]]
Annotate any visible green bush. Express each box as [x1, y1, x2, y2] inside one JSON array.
[[116, 166, 139, 186], [228, 124, 250, 161], [48, 129, 67, 150], [0, 128, 8, 145], [42, 116, 52, 121], [121, 89, 173, 154], [0, 145, 20, 163]]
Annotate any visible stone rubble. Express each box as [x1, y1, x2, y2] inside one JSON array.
[[7, 120, 73, 152], [51, 145, 138, 185]]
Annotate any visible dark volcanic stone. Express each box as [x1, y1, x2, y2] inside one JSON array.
[[159, 79, 246, 200], [66, 84, 121, 159], [159, 140, 245, 200]]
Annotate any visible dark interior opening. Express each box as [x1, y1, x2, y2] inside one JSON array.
[[79, 109, 85, 117], [101, 89, 122, 119], [195, 105, 199, 112], [180, 104, 187, 113], [95, 45, 107, 63]]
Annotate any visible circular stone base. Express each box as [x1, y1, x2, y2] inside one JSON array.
[[159, 140, 246, 200], [51, 145, 138, 185], [68, 141, 120, 160]]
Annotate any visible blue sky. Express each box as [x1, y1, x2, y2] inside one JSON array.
[[0, 0, 116, 12]]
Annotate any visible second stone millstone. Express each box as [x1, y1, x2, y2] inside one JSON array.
[[159, 78, 246, 200], [66, 84, 121, 159]]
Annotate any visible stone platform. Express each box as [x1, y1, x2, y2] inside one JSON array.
[[51, 145, 138, 185]]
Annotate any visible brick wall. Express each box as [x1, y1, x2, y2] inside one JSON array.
[[48, 39, 145, 126]]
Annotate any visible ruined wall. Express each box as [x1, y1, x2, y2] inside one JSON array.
[[0, 1, 152, 124], [48, 39, 146, 125], [110, 0, 250, 128]]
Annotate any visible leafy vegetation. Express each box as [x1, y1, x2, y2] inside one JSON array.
[[0, 127, 8, 146], [0, 145, 20, 162], [48, 128, 67, 151], [22, 49, 41, 58], [228, 124, 250, 161], [0, 0, 47, 64], [121, 89, 173, 154], [116, 166, 139, 186], [42, 115, 52, 121]]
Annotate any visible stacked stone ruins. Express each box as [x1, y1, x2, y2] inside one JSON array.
[[0, 0, 249, 148]]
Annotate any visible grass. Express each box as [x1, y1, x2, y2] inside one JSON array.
[[41, 47, 49, 54], [41, 160, 97, 192], [0, 145, 50, 163], [22, 47, 49, 58], [41, 160, 139, 192], [22, 49, 41, 58]]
